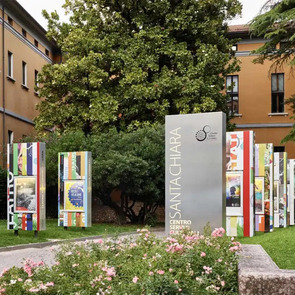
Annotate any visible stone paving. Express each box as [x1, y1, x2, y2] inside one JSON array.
[[239, 244, 295, 295], [0, 229, 166, 273]]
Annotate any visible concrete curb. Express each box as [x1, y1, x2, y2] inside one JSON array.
[[239, 244, 295, 295], [0, 227, 165, 253]]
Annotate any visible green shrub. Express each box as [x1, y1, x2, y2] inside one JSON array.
[[0, 228, 240, 294], [23, 125, 165, 223]]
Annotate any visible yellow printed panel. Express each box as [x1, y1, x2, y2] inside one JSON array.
[[64, 180, 84, 211]]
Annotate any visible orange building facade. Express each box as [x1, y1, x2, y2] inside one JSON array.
[[0, 0, 60, 164], [228, 25, 295, 158]]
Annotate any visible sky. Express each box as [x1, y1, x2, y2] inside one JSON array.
[[17, 0, 268, 30]]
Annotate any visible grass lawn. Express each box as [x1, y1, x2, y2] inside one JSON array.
[[0, 219, 140, 248], [237, 226, 295, 270]]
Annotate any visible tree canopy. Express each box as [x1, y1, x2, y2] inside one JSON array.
[[250, 0, 295, 69], [26, 125, 165, 224], [251, 0, 295, 143], [36, 0, 242, 134]]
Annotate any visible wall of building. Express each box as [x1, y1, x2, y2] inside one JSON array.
[[230, 36, 295, 158], [0, 4, 59, 166]]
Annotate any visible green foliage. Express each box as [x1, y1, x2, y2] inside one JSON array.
[[251, 0, 295, 143], [281, 94, 295, 143], [36, 0, 242, 134], [0, 166, 7, 219], [26, 125, 165, 223], [250, 0, 295, 68], [0, 228, 240, 294]]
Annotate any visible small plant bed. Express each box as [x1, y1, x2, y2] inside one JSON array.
[[0, 228, 240, 294], [0, 220, 139, 248], [237, 226, 295, 269]]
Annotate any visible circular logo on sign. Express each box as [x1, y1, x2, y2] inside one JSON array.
[[195, 125, 211, 142]]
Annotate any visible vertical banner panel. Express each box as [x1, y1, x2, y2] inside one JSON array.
[[284, 153, 287, 227], [27, 214, 33, 231], [72, 152, 76, 180], [27, 143, 33, 176], [22, 143, 27, 176], [68, 153, 72, 180], [37, 143, 40, 231], [64, 153, 69, 180], [8, 144, 15, 230], [60, 154, 64, 210], [249, 132, 254, 237], [87, 152, 92, 227], [81, 153, 85, 179], [58, 151, 92, 228], [226, 131, 254, 237], [32, 143, 37, 176], [8, 142, 46, 232], [13, 213, 18, 230], [290, 160, 295, 226], [13, 143, 18, 176], [243, 131, 250, 237], [39, 143, 46, 230], [84, 152, 88, 227], [269, 146, 274, 231], [76, 153, 81, 179]]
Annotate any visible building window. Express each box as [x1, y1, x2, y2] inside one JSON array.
[[34, 70, 39, 89], [271, 73, 284, 113], [8, 51, 13, 77], [232, 44, 238, 51], [8, 130, 13, 144], [8, 16, 13, 26], [226, 75, 239, 114], [22, 61, 27, 86], [45, 49, 49, 56], [34, 39, 38, 47], [274, 146, 285, 153], [22, 28, 27, 38]]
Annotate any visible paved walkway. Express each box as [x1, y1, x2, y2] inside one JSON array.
[[0, 230, 166, 273]]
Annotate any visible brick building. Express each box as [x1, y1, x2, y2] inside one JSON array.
[[0, 0, 60, 164], [228, 25, 295, 158]]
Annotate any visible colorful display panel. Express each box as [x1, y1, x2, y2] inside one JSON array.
[[58, 152, 92, 228], [226, 173, 242, 208], [226, 131, 254, 237], [274, 152, 287, 228], [289, 159, 295, 226], [254, 144, 274, 232], [7, 142, 46, 231]]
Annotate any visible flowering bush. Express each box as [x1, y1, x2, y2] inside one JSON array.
[[0, 228, 241, 294]]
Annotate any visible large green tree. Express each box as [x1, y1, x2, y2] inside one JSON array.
[[36, 0, 241, 134], [250, 0, 295, 142], [250, 0, 295, 68]]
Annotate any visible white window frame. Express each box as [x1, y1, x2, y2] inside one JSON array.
[[8, 51, 13, 78], [22, 61, 27, 86]]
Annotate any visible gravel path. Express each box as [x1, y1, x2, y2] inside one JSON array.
[[0, 230, 166, 273]]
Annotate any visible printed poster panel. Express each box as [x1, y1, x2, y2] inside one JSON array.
[[14, 177, 37, 213], [226, 132, 243, 171], [64, 180, 84, 211], [255, 177, 264, 214], [274, 181, 279, 212], [226, 172, 242, 207]]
